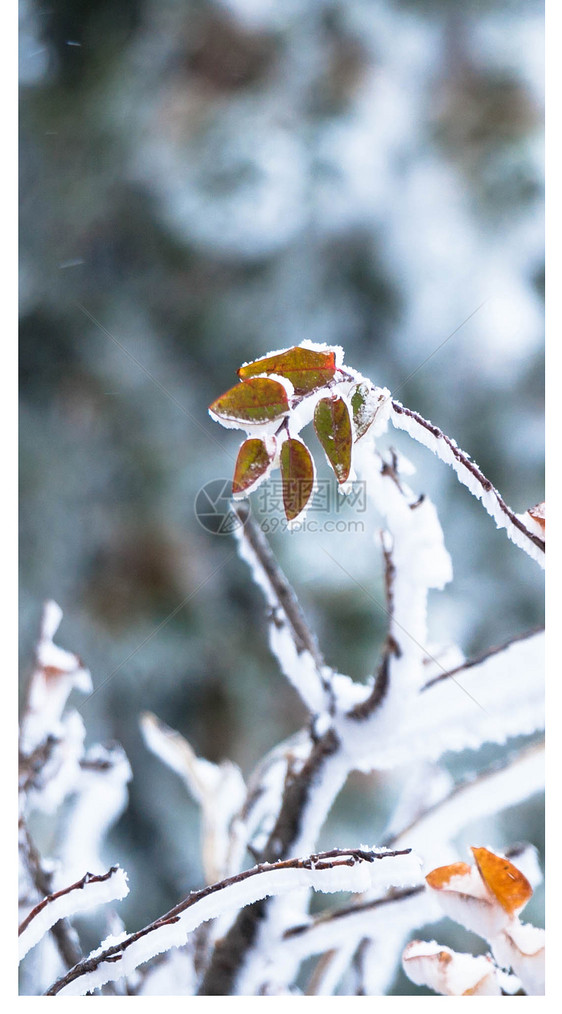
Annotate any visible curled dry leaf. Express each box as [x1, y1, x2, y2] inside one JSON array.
[[232, 437, 276, 498], [209, 377, 290, 427], [402, 940, 501, 996], [238, 346, 336, 396], [280, 438, 315, 521], [471, 846, 532, 915], [425, 862, 472, 890], [313, 395, 352, 483]]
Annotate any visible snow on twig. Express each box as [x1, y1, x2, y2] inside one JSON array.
[[45, 848, 421, 995], [234, 510, 335, 714], [389, 741, 545, 857], [19, 601, 92, 756], [375, 629, 545, 767], [389, 400, 545, 567], [19, 866, 129, 962], [343, 440, 453, 727]]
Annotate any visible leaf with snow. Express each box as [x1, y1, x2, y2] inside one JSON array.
[[238, 345, 337, 395], [350, 382, 380, 440], [422, 848, 544, 995], [232, 436, 276, 498], [313, 396, 352, 484], [280, 437, 315, 521], [209, 377, 290, 428], [402, 940, 501, 996]]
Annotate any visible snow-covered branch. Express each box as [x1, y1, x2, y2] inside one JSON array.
[[19, 601, 92, 757], [374, 628, 544, 767], [46, 848, 421, 996], [19, 866, 129, 962], [235, 509, 335, 714], [389, 741, 545, 857], [389, 400, 545, 567]]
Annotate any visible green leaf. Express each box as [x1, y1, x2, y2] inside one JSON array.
[[313, 396, 352, 483], [238, 346, 336, 396], [232, 437, 275, 497], [350, 382, 379, 440], [209, 377, 289, 427], [280, 438, 315, 521]]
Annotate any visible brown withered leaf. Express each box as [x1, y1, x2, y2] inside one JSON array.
[[471, 846, 532, 915]]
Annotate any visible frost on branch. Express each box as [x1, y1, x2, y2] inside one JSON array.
[[19, 866, 129, 962], [19, 605, 132, 995], [46, 848, 422, 995]]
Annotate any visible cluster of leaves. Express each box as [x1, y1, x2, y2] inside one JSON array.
[[208, 343, 380, 521], [403, 847, 544, 995]]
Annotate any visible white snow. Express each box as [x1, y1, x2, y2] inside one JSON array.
[[19, 866, 129, 962]]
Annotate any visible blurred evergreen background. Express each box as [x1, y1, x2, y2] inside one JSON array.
[[19, 0, 544, 989]]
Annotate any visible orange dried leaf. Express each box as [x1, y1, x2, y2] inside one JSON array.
[[232, 438, 275, 496], [238, 346, 336, 396], [471, 846, 532, 914], [280, 438, 315, 521], [426, 862, 472, 890], [313, 396, 352, 483], [209, 377, 289, 426]]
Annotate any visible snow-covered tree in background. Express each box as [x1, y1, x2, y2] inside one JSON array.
[[19, 344, 544, 995]]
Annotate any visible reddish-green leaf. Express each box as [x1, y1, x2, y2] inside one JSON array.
[[238, 347, 336, 396], [280, 438, 315, 521], [313, 396, 352, 483], [209, 377, 289, 427], [232, 437, 275, 497], [350, 382, 379, 440]]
